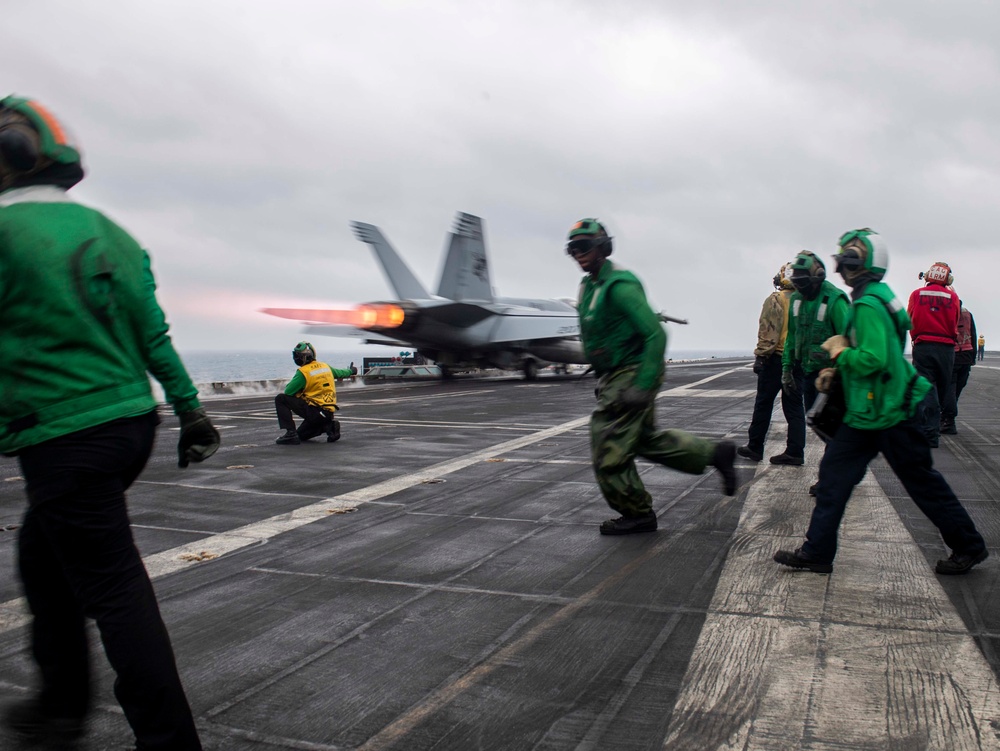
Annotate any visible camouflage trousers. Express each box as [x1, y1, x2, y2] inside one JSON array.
[[591, 368, 715, 517]]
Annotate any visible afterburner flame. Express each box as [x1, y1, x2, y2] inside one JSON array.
[[357, 304, 405, 328], [261, 304, 405, 329]]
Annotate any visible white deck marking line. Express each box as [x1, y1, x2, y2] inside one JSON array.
[[197, 414, 553, 430], [664, 388, 757, 398], [134, 481, 327, 498], [662, 366, 753, 397], [0, 366, 749, 635], [661, 426, 1000, 749], [0, 414, 591, 634], [363, 390, 497, 404]]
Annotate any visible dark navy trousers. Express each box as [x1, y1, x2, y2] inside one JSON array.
[[16, 411, 202, 750], [912, 341, 956, 440], [802, 415, 985, 565], [274, 393, 337, 440], [747, 354, 806, 458], [949, 362, 972, 418]]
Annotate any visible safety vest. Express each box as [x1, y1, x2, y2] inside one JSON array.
[[297, 361, 338, 410], [979, 336, 986, 347], [789, 281, 850, 372]]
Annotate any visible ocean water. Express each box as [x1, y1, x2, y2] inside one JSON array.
[[178, 349, 398, 384], [178, 349, 750, 383]]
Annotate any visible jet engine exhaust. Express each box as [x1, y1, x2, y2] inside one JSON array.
[[261, 304, 406, 329]]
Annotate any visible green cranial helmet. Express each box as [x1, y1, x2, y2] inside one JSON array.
[[0, 96, 82, 191], [834, 228, 888, 285], [566, 218, 613, 257], [790, 250, 826, 293], [292, 341, 316, 366]]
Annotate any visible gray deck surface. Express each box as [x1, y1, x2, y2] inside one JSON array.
[[2, 356, 1000, 750]]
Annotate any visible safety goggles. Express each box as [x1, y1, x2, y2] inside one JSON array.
[[790, 272, 813, 291], [833, 247, 864, 274], [566, 237, 605, 257]]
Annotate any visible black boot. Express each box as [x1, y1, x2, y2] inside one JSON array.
[[275, 429, 300, 445], [936, 548, 988, 575], [770, 452, 804, 466], [713, 441, 738, 495], [773, 547, 833, 574], [327, 418, 341, 443], [599, 511, 657, 535]]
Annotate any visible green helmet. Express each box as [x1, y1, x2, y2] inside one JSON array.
[[834, 228, 888, 284], [292, 341, 316, 366], [566, 218, 613, 257], [0, 96, 82, 191], [789, 251, 827, 300]]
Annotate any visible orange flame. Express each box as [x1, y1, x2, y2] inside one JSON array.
[[261, 304, 405, 329]]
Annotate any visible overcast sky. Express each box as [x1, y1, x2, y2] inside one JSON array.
[[6, 1, 999, 356]]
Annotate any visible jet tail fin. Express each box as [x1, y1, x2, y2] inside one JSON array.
[[436, 212, 494, 302], [351, 221, 431, 300]]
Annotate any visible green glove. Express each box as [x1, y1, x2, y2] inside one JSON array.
[[781, 368, 799, 396], [178, 407, 221, 468]]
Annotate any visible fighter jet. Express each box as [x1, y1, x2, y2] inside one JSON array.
[[262, 212, 587, 379]]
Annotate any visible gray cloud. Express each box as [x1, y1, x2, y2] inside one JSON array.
[[5, 0, 998, 353]]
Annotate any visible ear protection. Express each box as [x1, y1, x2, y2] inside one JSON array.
[[0, 97, 81, 189], [923, 262, 954, 286], [0, 111, 43, 183], [790, 251, 825, 292]]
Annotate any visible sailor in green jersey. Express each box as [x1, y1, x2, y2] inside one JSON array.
[[566, 218, 737, 536], [784, 251, 851, 413], [784, 251, 851, 496], [774, 229, 987, 576], [0, 96, 218, 748]]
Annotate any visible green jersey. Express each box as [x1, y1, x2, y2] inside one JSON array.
[[0, 186, 200, 453], [578, 261, 665, 392], [838, 282, 931, 430]]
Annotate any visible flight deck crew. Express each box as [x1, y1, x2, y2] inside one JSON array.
[[978, 334, 986, 361], [945, 300, 977, 434], [566, 218, 737, 535], [784, 251, 851, 413], [907, 262, 959, 446], [0, 96, 220, 749], [774, 229, 987, 576], [737, 263, 806, 466], [274, 342, 353, 444], [784, 251, 851, 496]]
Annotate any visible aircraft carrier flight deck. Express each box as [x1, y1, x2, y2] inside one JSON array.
[[3, 356, 1000, 750]]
